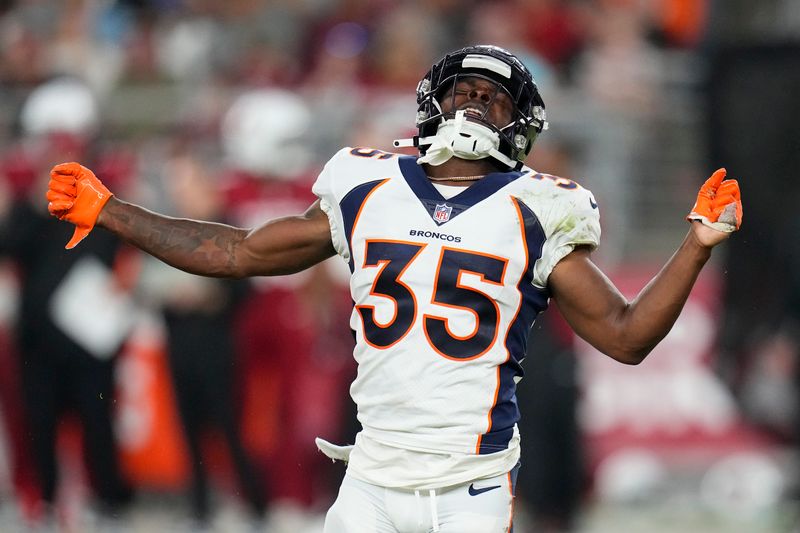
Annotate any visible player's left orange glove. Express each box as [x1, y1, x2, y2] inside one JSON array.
[[46, 162, 114, 249], [687, 168, 742, 232]]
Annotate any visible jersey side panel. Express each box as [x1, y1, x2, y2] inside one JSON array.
[[478, 196, 549, 454]]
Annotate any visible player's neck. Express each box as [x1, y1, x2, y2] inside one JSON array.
[[422, 159, 499, 185]]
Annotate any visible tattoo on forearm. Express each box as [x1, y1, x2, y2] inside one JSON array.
[[104, 202, 244, 276]]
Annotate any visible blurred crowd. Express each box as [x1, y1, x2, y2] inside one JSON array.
[[0, 0, 708, 172], [1, 0, 799, 532]]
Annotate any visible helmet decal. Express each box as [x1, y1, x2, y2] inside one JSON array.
[[461, 54, 512, 78]]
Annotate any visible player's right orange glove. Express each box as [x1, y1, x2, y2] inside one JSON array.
[[46, 162, 114, 249], [686, 168, 743, 233]]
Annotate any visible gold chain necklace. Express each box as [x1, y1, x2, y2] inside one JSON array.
[[426, 174, 485, 182]]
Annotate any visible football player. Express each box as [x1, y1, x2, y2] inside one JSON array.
[[45, 45, 742, 533]]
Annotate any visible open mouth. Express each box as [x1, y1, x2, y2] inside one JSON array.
[[458, 105, 487, 118]]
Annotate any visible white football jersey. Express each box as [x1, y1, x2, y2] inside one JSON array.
[[313, 147, 600, 489]]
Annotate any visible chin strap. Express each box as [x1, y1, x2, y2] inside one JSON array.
[[394, 111, 518, 169]]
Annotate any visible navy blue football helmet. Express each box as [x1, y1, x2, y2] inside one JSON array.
[[397, 45, 547, 170]]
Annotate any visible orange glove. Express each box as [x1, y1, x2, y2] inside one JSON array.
[[687, 168, 742, 233], [46, 162, 114, 249]]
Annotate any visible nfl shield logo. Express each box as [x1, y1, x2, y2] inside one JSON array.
[[433, 203, 452, 223]]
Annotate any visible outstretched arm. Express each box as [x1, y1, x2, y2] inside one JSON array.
[[98, 197, 335, 278], [47, 162, 336, 278], [550, 231, 710, 364], [549, 169, 742, 364]]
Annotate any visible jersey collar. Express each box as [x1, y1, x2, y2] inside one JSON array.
[[398, 155, 526, 225]]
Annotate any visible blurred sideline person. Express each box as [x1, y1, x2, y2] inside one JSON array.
[[219, 89, 354, 529], [1, 78, 134, 527], [45, 46, 742, 533], [137, 150, 266, 527], [518, 311, 582, 532]]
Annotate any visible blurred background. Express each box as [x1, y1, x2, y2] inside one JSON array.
[[0, 0, 798, 532]]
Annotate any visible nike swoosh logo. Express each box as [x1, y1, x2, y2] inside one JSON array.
[[589, 196, 598, 209], [468, 483, 501, 496]]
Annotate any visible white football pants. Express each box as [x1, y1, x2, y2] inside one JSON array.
[[323, 467, 518, 533]]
